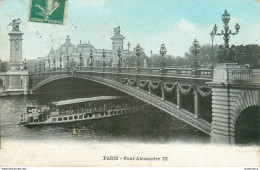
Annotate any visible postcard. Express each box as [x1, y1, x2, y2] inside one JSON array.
[[0, 0, 259, 167]]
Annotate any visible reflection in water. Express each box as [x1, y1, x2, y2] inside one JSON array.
[[0, 95, 209, 144]]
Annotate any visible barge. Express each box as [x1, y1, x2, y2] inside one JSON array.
[[19, 96, 140, 126]]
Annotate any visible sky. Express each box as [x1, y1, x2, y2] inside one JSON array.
[[0, 0, 259, 61]]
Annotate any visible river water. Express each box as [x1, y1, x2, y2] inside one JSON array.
[[0, 94, 209, 144]]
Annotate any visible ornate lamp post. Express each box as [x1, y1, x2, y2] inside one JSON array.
[[43, 60, 45, 71], [213, 10, 240, 49], [127, 42, 130, 66], [117, 47, 122, 67], [23, 58, 27, 70], [87, 58, 90, 67], [135, 44, 141, 67], [39, 61, 41, 72], [102, 49, 106, 67], [89, 48, 93, 67], [212, 10, 240, 63], [59, 54, 62, 71], [160, 44, 167, 67], [190, 39, 201, 68], [79, 52, 82, 70], [210, 31, 215, 68], [48, 57, 50, 70], [150, 50, 153, 68], [35, 62, 37, 73], [53, 57, 56, 70], [66, 54, 69, 70]]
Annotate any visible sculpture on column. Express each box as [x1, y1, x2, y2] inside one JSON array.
[[114, 26, 120, 35], [217, 44, 236, 63], [7, 18, 21, 31]]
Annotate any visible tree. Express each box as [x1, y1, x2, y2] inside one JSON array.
[[184, 44, 219, 68], [173, 56, 189, 67], [233, 44, 260, 68], [125, 51, 149, 67]]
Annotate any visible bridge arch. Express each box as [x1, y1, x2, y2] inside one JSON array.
[[234, 105, 259, 145], [32, 73, 211, 135], [230, 90, 260, 144]]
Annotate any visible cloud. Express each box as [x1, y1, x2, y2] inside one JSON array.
[[175, 20, 196, 32], [135, 20, 213, 58], [229, 16, 242, 25]]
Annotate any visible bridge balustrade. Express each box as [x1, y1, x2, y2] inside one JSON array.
[[228, 69, 252, 81], [31, 66, 214, 79]]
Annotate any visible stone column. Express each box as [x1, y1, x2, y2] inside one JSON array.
[[207, 63, 239, 144], [176, 86, 182, 109], [8, 29, 24, 71], [23, 72, 29, 95], [161, 86, 165, 100], [111, 27, 125, 67], [193, 90, 200, 118]]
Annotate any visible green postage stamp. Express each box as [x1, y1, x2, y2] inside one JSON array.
[[29, 0, 67, 25]]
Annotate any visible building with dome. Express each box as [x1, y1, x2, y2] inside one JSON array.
[[27, 26, 134, 72]]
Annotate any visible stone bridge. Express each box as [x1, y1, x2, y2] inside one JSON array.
[[28, 64, 260, 144]]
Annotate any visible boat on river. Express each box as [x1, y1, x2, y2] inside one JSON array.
[[19, 96, 140, 126]]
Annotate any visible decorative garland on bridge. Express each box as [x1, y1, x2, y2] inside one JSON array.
[[163, 83, 176, 93], [138, 80, 149, 89], [148, 81, 160, 90], [178, 83, 192, 95], [127, 78, 137, 86], [120, 77, 128, 84], [196, 85, 212, 98]]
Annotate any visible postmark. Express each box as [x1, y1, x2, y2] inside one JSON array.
[[28, 0, 67, 25]]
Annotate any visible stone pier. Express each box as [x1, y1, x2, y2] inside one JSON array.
[[208, 63, 260, 144]]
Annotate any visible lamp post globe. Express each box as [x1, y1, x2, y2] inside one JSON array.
[[89, 49, 93, 67], [135, 44, 141, 67], [192, 39, 199, 47], [235, 23, 240, 32], [221, 10, 231, 24], [102, 49, 106, 67], [213, 24, 218, 33], [127, 42, 130, 50]]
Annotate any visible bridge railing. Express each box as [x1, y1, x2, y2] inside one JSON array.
[[30, 66, 214, 79], [228, 68, 260, 84]]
